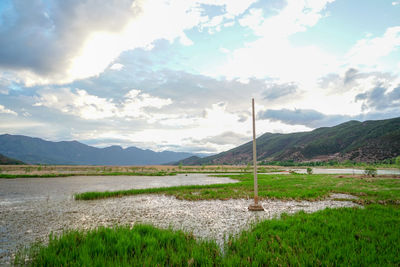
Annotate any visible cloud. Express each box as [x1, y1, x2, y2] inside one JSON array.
[[0, 0, 259, 86], [239, 0, 335, 38], [0, 0, 139, 85], [199, 131, 250, 145], [258, 107, 400, 129], [392, 1, 400, 6], [258, 108, 344, 128], [263, 82, 298, 100], [0, 78, 10, 95], [109, 63, 124, 71], [355, 85, 400, 111], [318, 68, 397, 96], [0, 104, 18, 116], [34, 88, 172, 120], [343, 68, 359, 84], [346, 26, 400, 67], [213, 0, 338, 84], [120, 89, 173, 119]]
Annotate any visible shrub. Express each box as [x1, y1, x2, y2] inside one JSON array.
[[306, 167, 313, 175]]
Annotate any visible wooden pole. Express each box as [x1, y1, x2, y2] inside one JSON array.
[[252, 98, 258, 204], [248, 98, 264, 211]]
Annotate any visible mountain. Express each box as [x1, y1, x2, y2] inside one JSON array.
[[0, 134, 195, 165], [0, 153, 25, 165], [177, 117, 400, 165]]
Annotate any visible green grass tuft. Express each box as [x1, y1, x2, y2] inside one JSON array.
[[15, 224, 221, 266]]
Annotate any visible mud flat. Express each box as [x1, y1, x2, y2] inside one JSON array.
[[0, 174, 359, 265]]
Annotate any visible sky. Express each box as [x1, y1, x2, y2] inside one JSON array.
[[0, 0, 399, 154]]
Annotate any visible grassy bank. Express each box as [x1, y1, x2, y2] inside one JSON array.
[[75, 173, 400, 204], [15, 205, 400, 266], [14, 224, 221, 266], [223, 205, 400, 266], [0, 171, 176, 179]]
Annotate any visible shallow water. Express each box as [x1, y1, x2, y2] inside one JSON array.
[[0, 174, 359, 265]]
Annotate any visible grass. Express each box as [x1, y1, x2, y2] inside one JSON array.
[[15, 205, 400, 266], [75, 173, 400, 204], [0, 164, 274, 176], [0, 171, 176, 179], [14, 225, 221, 266], [223, 205, 400, 266]]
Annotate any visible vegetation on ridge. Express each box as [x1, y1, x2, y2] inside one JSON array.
[[177, 117, 400, 165]]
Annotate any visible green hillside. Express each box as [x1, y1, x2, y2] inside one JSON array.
[[0, 153, 25, 165], [180, 117, 400, 165]]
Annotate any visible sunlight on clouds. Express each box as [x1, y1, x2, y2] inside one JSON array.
[[115, 102, 313, 152], [110, 63, 124, 71], [210, 0, 338, 86], [69, 32, 125, 80], [243, 0, 335, 38], [64, 0, 259, 83], [8, 0, 260, 85], [216, 37, 338, 87], [346, 26, 400, 68], [65, 0, 207, 81], [34, 88, 116, 119], [121, 90, 172, 119], [34, 88, 172, 120], [0, 105, 18, 116]]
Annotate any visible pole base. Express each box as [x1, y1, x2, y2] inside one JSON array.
[[248, 204, 264, 211]]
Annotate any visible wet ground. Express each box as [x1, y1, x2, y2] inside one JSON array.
[[0, 174, 360, 265]]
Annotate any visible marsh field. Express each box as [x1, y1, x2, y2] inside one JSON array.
[[1, 165, 400, 266]]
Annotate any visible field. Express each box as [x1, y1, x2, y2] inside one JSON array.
[[0, 164, 282, 178], [12, 170, 400, 266]]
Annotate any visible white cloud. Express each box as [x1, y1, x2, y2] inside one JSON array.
[[346, 26, 400, 67], [120, 89, 172, 119], [65, 0, 250, 83], [239, 8, 264, 30], [209, 0, 338, 86], [34, 88, 172, 120], [34, 88, 117, 120], [110, 63, 124, 71], [392, 1, 400, 6], [179, 33, 194, 46], [0, 105, 17, 116], [242, 0, 335, 38], [214, 37, 338, 86], [197, 0, 257, 17], [1, 0, 260, 86]]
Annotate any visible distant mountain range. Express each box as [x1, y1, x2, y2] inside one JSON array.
[[0, 153, 25, 165], [0, 134, 196, 165], [2, 117, 399, 166], [177, 117, 400, 165]]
